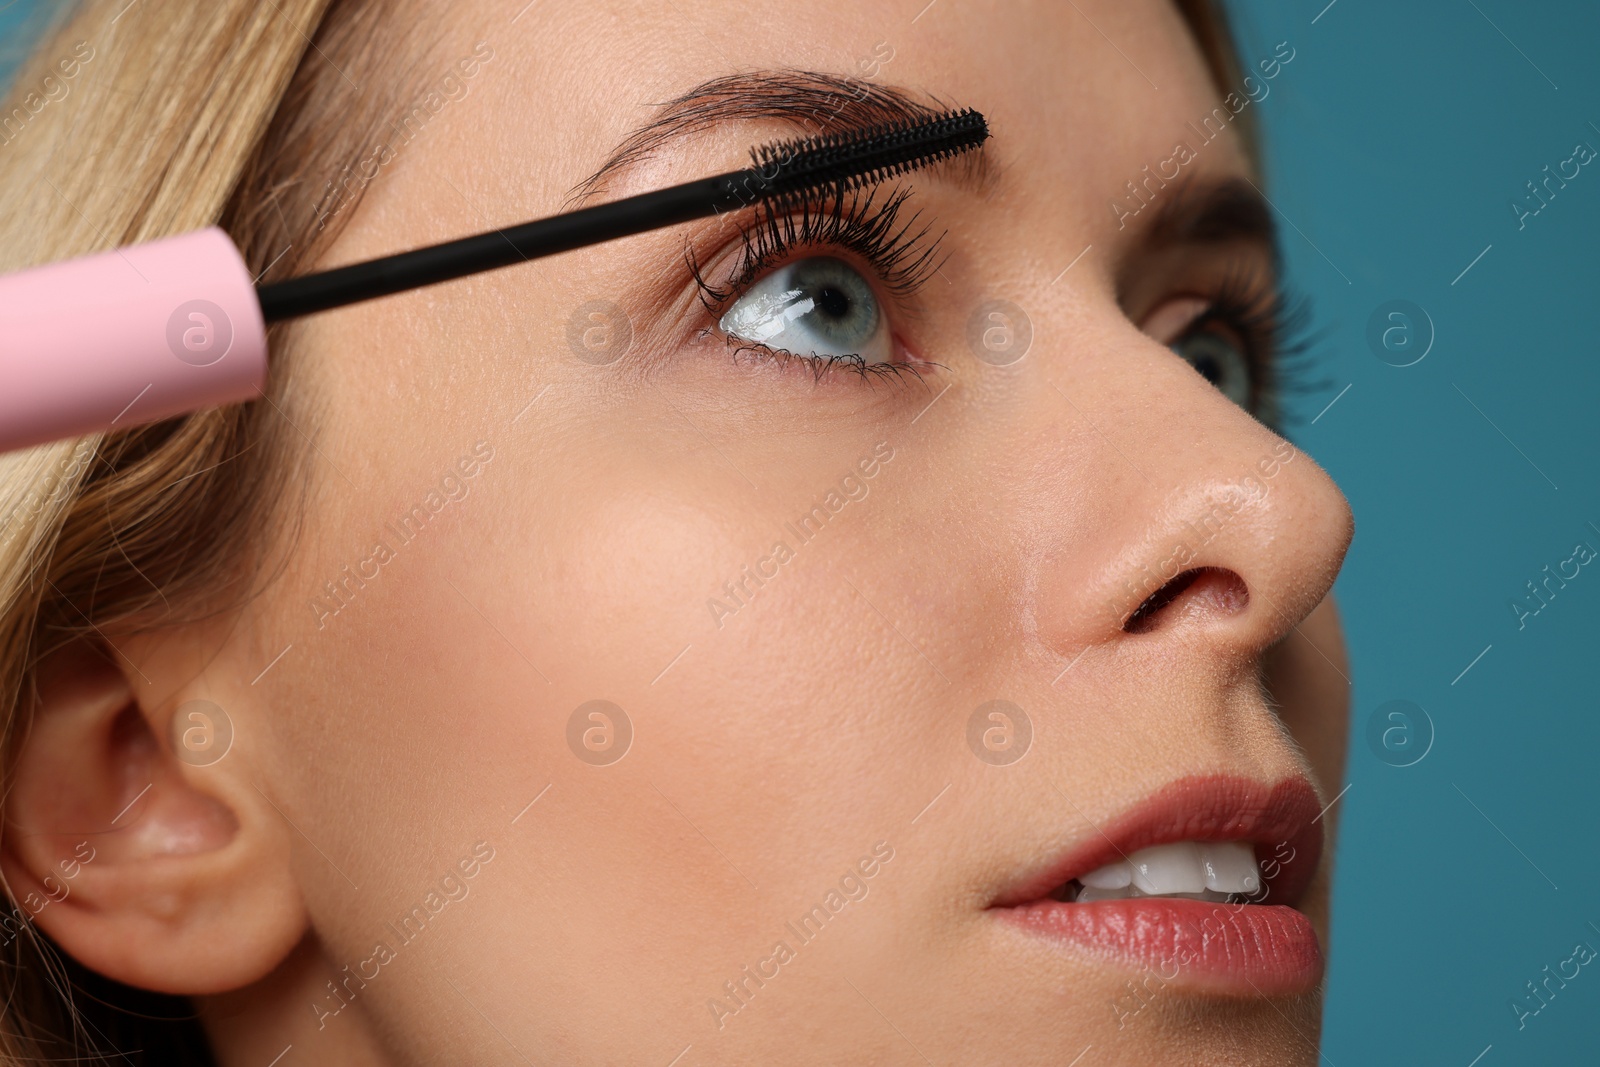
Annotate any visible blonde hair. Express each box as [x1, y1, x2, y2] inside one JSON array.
[[0, 0, 1248, 1061], [0, 0, 453, 1059]]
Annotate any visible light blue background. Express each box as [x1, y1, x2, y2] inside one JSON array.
[[1228, 2, 1600, 1064], [3, 2, 1597, 1063]]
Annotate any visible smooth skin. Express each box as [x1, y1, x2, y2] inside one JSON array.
[[4, 1, 1353, 1063]]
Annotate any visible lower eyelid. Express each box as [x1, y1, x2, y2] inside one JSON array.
[[694, 326, 939, 389]]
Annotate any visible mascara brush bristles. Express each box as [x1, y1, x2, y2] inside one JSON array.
[[744, 107, 988, 200], [752, 107, 989, 168]]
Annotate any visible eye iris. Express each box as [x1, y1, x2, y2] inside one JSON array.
[[719, 255, 889, 363], [788, 257, 877, 344], [1173, 328, 1252, 408]]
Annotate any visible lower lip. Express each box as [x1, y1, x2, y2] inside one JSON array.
[[996, 898, 1323, 996]]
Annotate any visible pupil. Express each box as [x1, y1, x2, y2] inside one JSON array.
[[815, 285, 850, 320], [1194, 355, 1220, 383]]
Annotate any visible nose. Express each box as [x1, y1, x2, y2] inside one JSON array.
[[1023, 309, 1354, 674]]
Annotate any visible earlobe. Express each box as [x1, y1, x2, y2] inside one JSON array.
[[1, 640, 307, 995]]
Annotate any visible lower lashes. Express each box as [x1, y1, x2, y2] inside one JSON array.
[[712, 333, 937, 387]]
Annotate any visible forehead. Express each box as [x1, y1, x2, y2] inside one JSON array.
[[345, 0, 1246, 252]]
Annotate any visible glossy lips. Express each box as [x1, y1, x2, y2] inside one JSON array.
[[991, 775, 1326, 996]]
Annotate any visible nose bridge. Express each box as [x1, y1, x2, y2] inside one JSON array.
[[1013, 317, 1354, 665]]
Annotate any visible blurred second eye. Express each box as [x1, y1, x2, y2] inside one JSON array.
[[718, 255, 891, 364], [1141, 294, 1258, 412], [1172, 327, 1252, 408]]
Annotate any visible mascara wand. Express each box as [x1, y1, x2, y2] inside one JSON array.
[[0, 109, 988, 454]]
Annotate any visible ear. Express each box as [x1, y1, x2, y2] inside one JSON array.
[[1, 638, 307, 995]]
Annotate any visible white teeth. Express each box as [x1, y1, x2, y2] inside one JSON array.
[[1068, 840, 1261, 901], [1200, 841, 1260, 894], [1078, 860, 1132, 889], [1129, 842, 1207, 895]]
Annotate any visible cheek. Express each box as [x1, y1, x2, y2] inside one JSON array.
[[1261, 593, 1349, 792], [531, 484, 761, 672]]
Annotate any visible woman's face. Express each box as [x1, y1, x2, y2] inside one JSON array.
[[108, 0, 1351, 1062]]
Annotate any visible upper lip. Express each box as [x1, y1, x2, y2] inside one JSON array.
[[990, 774, 1325, 909]]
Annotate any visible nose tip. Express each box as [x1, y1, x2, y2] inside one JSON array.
[[1031, 428, 1353, 670]]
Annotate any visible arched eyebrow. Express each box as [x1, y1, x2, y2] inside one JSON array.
[[565, 69, 998, 207], [1141, 175, 1278, 257]]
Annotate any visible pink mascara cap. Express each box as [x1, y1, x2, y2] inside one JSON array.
[[0, 227, 268, 454]]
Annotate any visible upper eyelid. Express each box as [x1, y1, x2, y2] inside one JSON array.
[[1141, 295, 1214, 346]]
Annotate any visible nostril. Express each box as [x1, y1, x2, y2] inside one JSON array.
[[1123, 566, 1249, 634], [1124, 569, 1200, 633]]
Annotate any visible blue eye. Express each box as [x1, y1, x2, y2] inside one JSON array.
[[1172, 326, 1252, 408], [718, 255, 891, 364]]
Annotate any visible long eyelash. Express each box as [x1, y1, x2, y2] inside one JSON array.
[[686, 181, 945, 316], [1194, 264, 1327, 433]]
